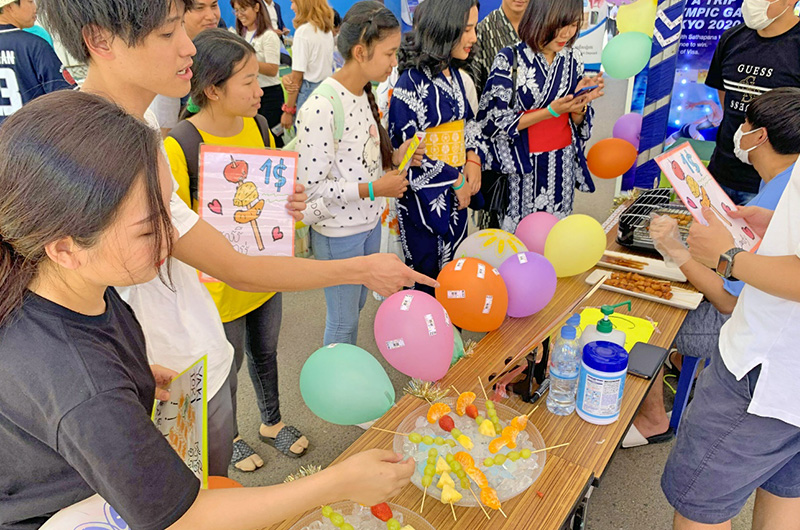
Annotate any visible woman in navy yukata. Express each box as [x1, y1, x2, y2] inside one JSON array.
[[476, 0, 605, 233], [388, 0, 483, 294]]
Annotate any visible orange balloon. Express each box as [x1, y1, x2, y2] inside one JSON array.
[[207, 476, 244, 489], [435, 257, 508, 332], [586, 138, 638, 179]]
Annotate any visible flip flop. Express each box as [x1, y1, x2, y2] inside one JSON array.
[[231, 438, 263, 471], [622, 423, 674, 449], [260, 425, 307, 458]]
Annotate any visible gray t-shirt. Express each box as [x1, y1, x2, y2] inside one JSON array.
[[0, 289, 200, 529]]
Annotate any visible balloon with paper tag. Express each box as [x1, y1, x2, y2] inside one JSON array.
[[587, 138, 638, 179], [544, 214, 606, 277], [300, 343, 396, 425], [514, 212, 559, 254], [499, 252, 558, 318], [435, 257, 509, 332], [374, 290, 454, 381], [454, 229, 528, 269]]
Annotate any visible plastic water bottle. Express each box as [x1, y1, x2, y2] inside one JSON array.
[[547, 326, 580, 416]]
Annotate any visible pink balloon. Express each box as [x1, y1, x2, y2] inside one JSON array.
[[498, 252, 558, 318], [613, 113, 643, 149], [606, 0, 637, 5], [374, 290, 454, 381], [515, 212, 559, 254]]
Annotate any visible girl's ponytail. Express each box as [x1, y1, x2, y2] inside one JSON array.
[[0, 238, 38, 325], [364, 82, 394, 170]]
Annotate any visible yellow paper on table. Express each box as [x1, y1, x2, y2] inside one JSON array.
[[578, 307, 656, 352], [425, 120, 466, 168]]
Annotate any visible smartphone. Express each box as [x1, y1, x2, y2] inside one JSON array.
[[573, 85, 598, 98], [627, 342, 669, 380]]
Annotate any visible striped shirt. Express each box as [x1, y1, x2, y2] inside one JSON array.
[[470, 8, 519, 97]]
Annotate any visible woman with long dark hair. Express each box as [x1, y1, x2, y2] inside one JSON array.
[[476, 0, 605, 231], [387, 0, 482, 293]]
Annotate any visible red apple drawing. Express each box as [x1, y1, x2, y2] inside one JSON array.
[[224, 156, 249, 184]]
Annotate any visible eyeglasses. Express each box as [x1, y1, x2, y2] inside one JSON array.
[[233, 7, 251, 14]]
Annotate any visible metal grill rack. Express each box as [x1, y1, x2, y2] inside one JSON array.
[[616, 188, 691, 251]]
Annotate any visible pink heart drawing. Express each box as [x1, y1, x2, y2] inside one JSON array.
[[742, 226, 755, 239], [208, 199, 223, 215], [271, 226, 284, 241], [686, 197, 697, 209], [722, 202, 733, 216]]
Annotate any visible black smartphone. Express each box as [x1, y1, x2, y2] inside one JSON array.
[[627, 342, 669, 380], [573, 85, 598, 98]]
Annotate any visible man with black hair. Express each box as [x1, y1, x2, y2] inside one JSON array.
[[0, 0, 74, 124], [469, 0, 529, 97]]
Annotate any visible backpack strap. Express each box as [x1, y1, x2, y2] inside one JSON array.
[[281, 81, 345, 151], [167, 120, 203, 207], [253, 113, 275, 148]]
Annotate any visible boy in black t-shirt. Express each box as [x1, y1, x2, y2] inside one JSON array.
[[706, 0, 800, 204]]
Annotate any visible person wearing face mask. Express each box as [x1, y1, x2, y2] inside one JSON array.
[[704, 0, 800, 205], [659, 86, 800, 530]]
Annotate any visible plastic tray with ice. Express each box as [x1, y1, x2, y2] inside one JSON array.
[[288, 502, 436, 530], [392, 398, 546, 507]]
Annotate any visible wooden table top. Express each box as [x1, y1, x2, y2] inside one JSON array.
[[272, 225, 691, 530]]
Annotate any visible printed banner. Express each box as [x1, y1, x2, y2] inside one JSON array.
[[198, 145, 296, 281], [655, 143, 760, 251], [575, 0, 609, 71], [665, 1, 742, 148], [152, 356, 208, 488]]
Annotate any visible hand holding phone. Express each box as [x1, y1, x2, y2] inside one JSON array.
[[574, 85, 599, 98]]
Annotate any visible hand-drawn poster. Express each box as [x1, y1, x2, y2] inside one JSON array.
[[152, 356, 208, 489], [655, 143, 760, 251], [39, 494, 130, 530], [198, 145, 297, 282]]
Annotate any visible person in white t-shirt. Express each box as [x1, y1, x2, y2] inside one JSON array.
[[296, 1, 424, 346], [280, 0, 334, 127], [232, 0, 285, 145], [662, 87, 800, 529], [148, 0, 221, 135]]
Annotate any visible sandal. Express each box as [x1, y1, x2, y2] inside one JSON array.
[[260, 425, 308, 458], [231, 438, 264, 472]]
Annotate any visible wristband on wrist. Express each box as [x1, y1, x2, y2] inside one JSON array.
[[368, 181, 376, 201], [547, 104, 560, 118], [281, 103, 297, 115], [452, 175, 466, 191], [467, 159, 481, 169]]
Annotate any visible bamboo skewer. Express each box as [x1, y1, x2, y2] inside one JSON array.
[[478, 376, 489, 400], [449, 502, 457, 521], [526, 404, 541, 418], [499, 507, 508, 518], [531, 442, 570, 454], [419, 486, 427, 513], [370, 426, 408, 436], [468, 485, 491, 520]]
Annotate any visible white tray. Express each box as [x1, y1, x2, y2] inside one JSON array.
[[599, 250, 687, 282], [585, 269, 703, 310]]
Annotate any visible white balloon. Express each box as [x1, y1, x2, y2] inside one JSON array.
[[454, 229, 529, 270]]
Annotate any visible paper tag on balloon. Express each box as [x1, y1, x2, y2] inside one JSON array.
[[477, 264, 486, 279], [400, 294, 414, 311], [448, 290, 466, 299], [444, 310, 451, 325], [482, 295, 494, 314], [386, 338, 405, 350], [454, 258, 466, 271], [424, 314, 437, 336], [517, 253, 528, 264], [493, 268, 500, 275]]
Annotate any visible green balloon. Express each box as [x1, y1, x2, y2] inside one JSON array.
[[451, 326, 465, 366], [300, 343, 396, 425], [601, 32, 652, 79]]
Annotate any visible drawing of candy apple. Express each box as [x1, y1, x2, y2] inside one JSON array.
[[224, 156, 249, 184], [671, 160, 685, 181]]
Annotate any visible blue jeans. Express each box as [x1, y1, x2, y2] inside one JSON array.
[[311, 224, 381, 345], [296, 79, 321, 113], [720, 183, 757, 206]]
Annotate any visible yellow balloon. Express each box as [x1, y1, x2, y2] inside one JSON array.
[[617, 0, 657, 37], [543, 214, 606, 278]]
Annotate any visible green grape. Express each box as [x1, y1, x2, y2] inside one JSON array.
[[483, 457, 494, 467], [434, 436, 445, 445], [341, 524, 354, 530], [427, 456, 436, 466], [428, 448, 438, 457], [508, 451, 521, 461], [485, 401, 495, 410], [520, 448, 532, 459], [460, 477, 470, 489], [494, 454, 507, 465], [386, 518, 401, 530], [330, 513, 345, 527], [321, 506, 333, 518], [421, 475, 433, 487], [446, 439, 457, 447], [455, 469, 466, 479], [445, 454, 455, 463], [476, 415, 486, 425], [450, 461, 462, 472], [424, 464, 435, 476], [422, 435, 434, 445], [409, 432, 422, 443], [451, 428, 462, 438]]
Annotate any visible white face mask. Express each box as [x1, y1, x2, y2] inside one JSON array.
[[733, 124, 765, 165], [742, 0, 790, 30]]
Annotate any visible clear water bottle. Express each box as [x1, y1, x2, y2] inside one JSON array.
[[547, 325, 580, 416]]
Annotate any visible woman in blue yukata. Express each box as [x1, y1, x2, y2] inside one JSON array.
[[388, 0, 483, 294], [476, 0, 605, 233]]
